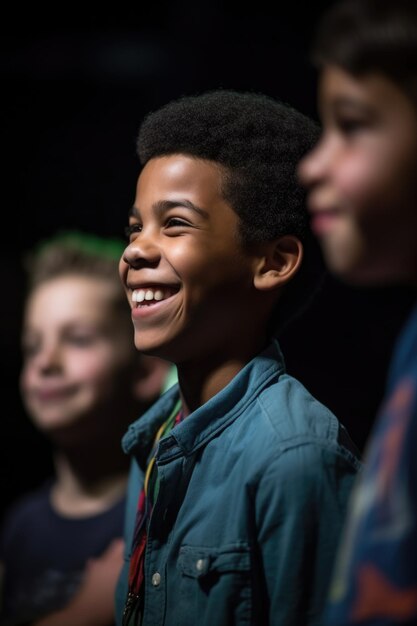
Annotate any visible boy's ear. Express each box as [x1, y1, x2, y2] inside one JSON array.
[[131, 355, 171, 403], [253, 235, 303, 291]]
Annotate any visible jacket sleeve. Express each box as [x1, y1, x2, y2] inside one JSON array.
[[255, 442, 358, 626]]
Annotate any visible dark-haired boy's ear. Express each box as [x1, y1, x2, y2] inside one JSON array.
[[132, 355, 171, 403], [253, 235, 303, 291]]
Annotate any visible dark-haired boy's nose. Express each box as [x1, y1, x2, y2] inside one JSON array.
[[298, 146, 322, 189], [298, 133, 338, 190], [122, 233, 161, 268]]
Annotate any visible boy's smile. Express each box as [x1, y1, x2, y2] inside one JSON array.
[[119, 155, 270, 367], [298, 65, 417, 285]]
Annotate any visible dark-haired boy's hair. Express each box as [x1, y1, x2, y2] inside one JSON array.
[[313, 0, 417, 103], [136, 89, 324, 335]]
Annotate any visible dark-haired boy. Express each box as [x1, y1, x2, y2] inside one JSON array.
[[298, 1, 417, 624], [116, 89, 361, 626]]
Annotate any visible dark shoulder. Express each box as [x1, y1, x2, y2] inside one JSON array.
[[1, 481, 52, 540]]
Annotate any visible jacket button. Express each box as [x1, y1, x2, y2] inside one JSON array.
[[196, 559, 205, 572], [151, 572, 161, 586]]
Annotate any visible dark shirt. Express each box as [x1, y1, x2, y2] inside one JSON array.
[[0, 479, 125, 625]]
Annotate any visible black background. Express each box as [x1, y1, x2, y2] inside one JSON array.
[[1, 1, 416, 520]]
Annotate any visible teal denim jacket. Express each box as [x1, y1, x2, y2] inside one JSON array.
[[115, 340, 361, 626]]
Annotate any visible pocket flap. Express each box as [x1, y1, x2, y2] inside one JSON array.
[[178, 544, 250, 579]]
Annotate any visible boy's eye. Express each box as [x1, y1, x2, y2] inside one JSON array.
[[337, 117, 367, 135], [22, 343, 38, 358], [124, 223, 142, 240], [67, 335, 95, 347], [21, 335, 95, 358], [166, 217, 189, 228], [124, 216, 191, 240]]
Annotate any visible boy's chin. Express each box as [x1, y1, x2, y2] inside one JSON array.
[[133, 335, 167, 359], [331, 258, 409, 287], [33, 414, 92, 444], [320, 236, 368, 285]]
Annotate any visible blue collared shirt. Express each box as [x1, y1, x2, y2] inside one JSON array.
[[116, 340, 361, 626]]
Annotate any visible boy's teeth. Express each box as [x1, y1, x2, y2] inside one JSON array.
[[132, 288, 167, 304]]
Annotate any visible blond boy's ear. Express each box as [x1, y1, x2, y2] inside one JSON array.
[[253, 235, 303, 291], [132, 355, 172, 403]]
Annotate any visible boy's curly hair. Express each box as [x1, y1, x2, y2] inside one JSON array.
[[136, 89, 324, 335]]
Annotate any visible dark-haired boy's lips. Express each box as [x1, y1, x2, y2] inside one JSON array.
[[310, 209, 342, 235], [126, 280, 179, 290]]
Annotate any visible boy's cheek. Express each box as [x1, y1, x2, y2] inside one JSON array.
[[118, 257, 129, 286], [335, 157, 383, 214], [19, 368, 31, 395]]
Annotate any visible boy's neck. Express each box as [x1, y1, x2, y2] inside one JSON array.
[[51, 456, 127, 517], [177, 340, 269, 416], [50, 443, 130, 517], [51, 452, 128, 517]]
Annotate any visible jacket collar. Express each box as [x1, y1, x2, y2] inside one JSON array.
[[122, 339, 286, 462]]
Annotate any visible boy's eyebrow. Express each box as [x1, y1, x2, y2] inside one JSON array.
[[129, 199, 209, 219], [129, 205, 139, 218], [330, 96, 375, 115]]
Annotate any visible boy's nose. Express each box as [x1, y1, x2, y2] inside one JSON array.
[[35, 343, 63, 373], [298, 146, 322, 189], [298, 134, 337, 190], [122, 234, 161, 268]]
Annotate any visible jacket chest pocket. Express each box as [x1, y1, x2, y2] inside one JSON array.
[[177, 544, 252, 626]]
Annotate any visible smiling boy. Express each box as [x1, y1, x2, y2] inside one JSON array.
[[0, 232, 172, 626], [116, 89, 361, 626], [298, 1, 417, 624]]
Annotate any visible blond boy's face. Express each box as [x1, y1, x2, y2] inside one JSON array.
[[298, 65, 417, 285], [20, 275, 136, 439]]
